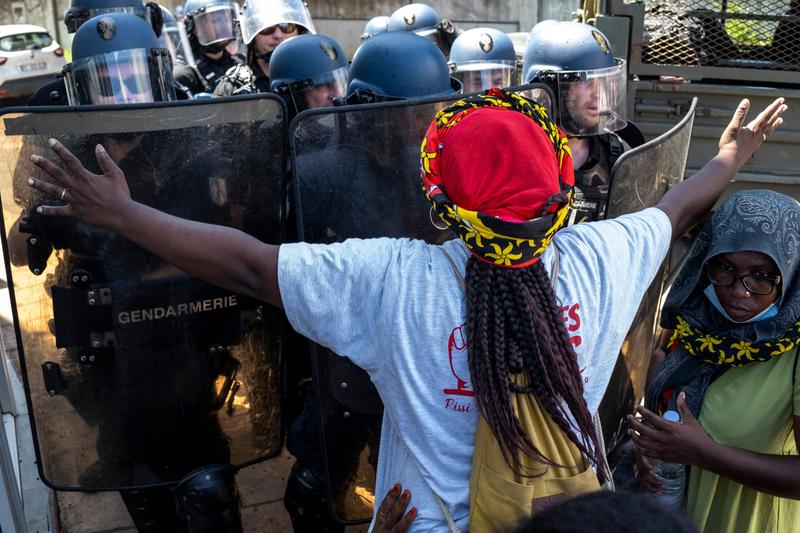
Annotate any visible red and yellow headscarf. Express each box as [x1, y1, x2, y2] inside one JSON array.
[[420, 88, 574, 268]]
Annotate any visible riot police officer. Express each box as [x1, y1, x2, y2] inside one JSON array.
[[387, 2, 460, 57], [213, 0, 315, 97], [269, 34, 348, 115], [36, 12, 243, 532], [523, 21, 635, 223], [173, 0, 242, 95], [360, 15, 389, 42], [63, 14, 175, 106], [448, 27, 518, 93], [28, 0, 164, 105]]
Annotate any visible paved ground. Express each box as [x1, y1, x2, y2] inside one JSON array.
[[52, 451, 302, 533]]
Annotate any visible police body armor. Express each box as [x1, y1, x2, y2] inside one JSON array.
[[174, 51, 243, 95], [570, 132, 628, 224], [0, 96, 287, 498]]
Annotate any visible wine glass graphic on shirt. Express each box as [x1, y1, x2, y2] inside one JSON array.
[[443, 324, 474, 396]]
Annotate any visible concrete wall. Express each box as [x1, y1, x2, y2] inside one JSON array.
[[0, 0, 581, 56], [310, 0, 582, 56]]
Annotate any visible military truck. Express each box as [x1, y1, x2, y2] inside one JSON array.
[[586, 0, 798, 198]]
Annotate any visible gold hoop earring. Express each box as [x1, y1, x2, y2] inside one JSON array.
[[430, 207, 448, 231]]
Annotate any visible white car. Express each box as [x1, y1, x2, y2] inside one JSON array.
[[0, 24, 66, 101]]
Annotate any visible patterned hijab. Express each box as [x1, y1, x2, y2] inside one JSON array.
[[648, 190, 800, 415], [420, 88, 574, 268], [663, 190, 800, 341]]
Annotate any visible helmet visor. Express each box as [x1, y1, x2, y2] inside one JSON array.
[[288, 66, 348, 111], [519, 87, 554, 115], [452, 61, 516, 93], [194, 5, 236, 46], [158, 28, 182, 61], [65, 48, 175, 105], [556, 59, 627, 136], [416, 28, 449, 57], [239, 0, 316, 45]]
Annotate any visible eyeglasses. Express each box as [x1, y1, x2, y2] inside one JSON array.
[[260, 23, 297, 36], [706, 264, 781, 296]]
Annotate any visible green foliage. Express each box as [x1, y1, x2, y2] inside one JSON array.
[[714, 0, 779, 46]]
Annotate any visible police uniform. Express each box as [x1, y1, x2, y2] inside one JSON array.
[[47, 133, 241, 531], [571, 132, 629, 223], [173, 50, 243, 95], [213, 62, 270, 96]]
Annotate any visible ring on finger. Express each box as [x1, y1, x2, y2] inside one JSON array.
[[60, 188, 68, 201]]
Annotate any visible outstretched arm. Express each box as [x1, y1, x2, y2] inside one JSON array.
[[655, 98, 787, 240], [28, 140, 282, 307]]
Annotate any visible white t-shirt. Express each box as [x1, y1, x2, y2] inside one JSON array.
[[278, 207, 672, 532]]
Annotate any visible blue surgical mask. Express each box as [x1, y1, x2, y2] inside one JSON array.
[[703, 284, 779, 324]]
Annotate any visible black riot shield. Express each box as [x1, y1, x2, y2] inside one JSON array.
[[290, 96, 458, 523], [599, 98, 697, 456], [0, 94, 288, 490]]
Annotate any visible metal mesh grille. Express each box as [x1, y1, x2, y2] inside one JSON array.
[[642, 0, 800, 70]]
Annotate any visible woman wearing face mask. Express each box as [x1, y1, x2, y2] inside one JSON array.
[[630, 189, 800, 533]]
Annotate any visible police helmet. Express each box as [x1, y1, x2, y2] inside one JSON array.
[[388, 3, 440, 33], [183, 0, 237, 47], [270, 34, 348, 114], [522, 21, 627, 136], [64, 13, 176, 105], [449, 28, 517, 93], [239, 0, 316, 46], [387, 3, 455, 55], [65, 0, 163, 35], [360, 15, 390, 42], [344, 31, 461, 104]]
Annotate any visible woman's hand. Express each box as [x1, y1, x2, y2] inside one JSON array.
[[27, 139, 133, 231], [627, 391, 716, 467], [634, 446, 664, 494], [717, 97, 787, 168], [373, 484, 416, 533]]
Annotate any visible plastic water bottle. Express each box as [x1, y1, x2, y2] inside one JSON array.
[[650, 409, 686, 510]]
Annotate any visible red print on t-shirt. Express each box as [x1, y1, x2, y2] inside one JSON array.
[[443, 323, 474, 397], [562, 303, 582, 347]]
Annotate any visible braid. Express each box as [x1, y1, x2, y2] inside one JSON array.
[[465, 256, 608, 483]]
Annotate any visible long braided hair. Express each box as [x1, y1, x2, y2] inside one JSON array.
[[465, 256, 607, 481], [420, 89, 607, 480]]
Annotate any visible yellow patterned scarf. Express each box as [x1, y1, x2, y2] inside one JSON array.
[[671, 315, 800, 366], [419, 88, 574, 268]]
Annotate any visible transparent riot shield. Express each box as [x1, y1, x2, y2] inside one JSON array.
[[599, 98, 697, 455], [0, 94, 288, 490], [290, 96, 458, 523]]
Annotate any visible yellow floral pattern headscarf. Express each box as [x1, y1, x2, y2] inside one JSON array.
[[419, 88, 574, 268]]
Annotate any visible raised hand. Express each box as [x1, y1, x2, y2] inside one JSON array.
[[718, 98, 787, 167], [27, 139, 132, 231]]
